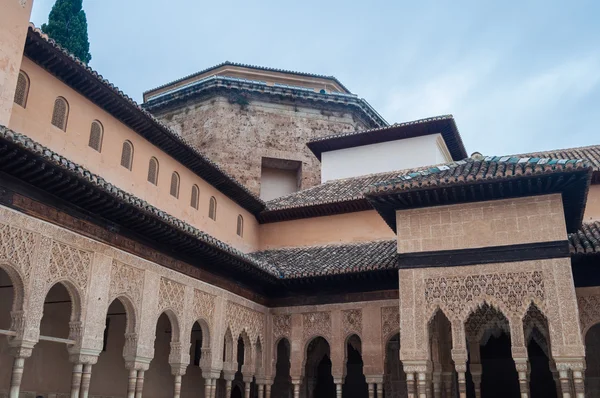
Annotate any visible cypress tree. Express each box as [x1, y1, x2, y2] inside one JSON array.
[[41, 0, 92, 64]]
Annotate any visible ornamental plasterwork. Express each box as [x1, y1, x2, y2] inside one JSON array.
[[109, 260, 144, 308], [523, 304, 549, 342], [273, 314, 291, 340], [577, 294, 600, 336], [302, 311, 331, 341], [465, 304, 510, 344], [193, 289, 215, 325], [424, 271, 545, 319], [158, 277, 185, 316], [226, 301, 264, 342], [342, 309, 362, 337], [48, 240, 92, 292], [0, 222, 37, 280], [382, 306, 400, 341]]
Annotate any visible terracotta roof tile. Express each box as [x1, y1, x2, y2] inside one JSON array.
[[570, 222, 600, 255], [249, 240, 397, 279], [521, 145, 600, 172]]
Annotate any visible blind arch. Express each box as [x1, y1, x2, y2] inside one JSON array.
[[236, 215, 244, 237], [120, 141, 134, 170], [170, 172, 180, 198], [209, 197, 217, 221], [51, 97, 69, 131], [147, 157, 159, 185], [190, 185, 200, 209], [88, 120, 103, 152], [14, 71, 30, 108]]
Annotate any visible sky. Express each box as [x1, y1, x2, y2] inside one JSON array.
[[31, 0, 600, 157]]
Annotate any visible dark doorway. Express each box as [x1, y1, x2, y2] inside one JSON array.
[[480, 333, 519, 398]]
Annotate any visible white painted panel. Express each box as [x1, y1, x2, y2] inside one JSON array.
[[321, 134, 451, 182], [260, 167, 298, 201]]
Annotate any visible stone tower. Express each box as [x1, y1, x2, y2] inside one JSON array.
[[143, 62, 387, 199]]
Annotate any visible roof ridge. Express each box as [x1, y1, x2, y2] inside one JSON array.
[[250, 239, 397, 254], [143, 60, 352, 97], [518, 143, 600, 156]]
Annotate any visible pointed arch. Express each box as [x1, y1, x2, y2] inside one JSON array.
[[223, 327, 235, 364], [255, 336, 264, 375], [51, 96, 69, 131], [14, 70, 30, 108]]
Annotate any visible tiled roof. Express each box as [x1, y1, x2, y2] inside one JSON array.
[[144, 61, 353, 97], [520, 145, 600, 181], [249, 240, 397, 279], [306, 115, 468, 161], [366, 156, 591, 195], [366, 156, 593, 233], [570, 222, 600, 255], [24, 25, 265, 214]]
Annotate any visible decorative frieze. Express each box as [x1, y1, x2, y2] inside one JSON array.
[[342, 309, 362, 337], [193, 289, 215, 325], [273, 314, 291, 340], [158, 277, 185, 315], [382, 306, 400, 341], [48, 240, 92, 292], [226, 301, 264, 342], [109, 260, 144, 307], [302, 311, 331, 341], [0, 223, 36, 280]]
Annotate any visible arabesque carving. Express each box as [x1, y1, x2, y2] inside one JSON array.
[[158, 277, 185, 315], [48, 240, 92, 291], [0, 223, 36, 280], [109, 260, 144, 307], [382, 306, 400, 341], [577, 293, 600, 336], [302, 311, 331, 340], [193, 289, 215, 325], [424, 271, 545, 319], [273, 314, 291, 340], [342, 309, 362, 337], [226, 301, 263, 341]]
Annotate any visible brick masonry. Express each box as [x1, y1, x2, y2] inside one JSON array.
[[396, 194, 567, 253], [155, 97, 367, 195]]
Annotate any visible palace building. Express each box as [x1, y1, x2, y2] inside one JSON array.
[[1, 2, 600, 398]]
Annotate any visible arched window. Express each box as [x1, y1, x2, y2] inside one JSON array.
[[209, 196, 217, 221], [190, 184, 199, 209], [120, 141, 134, 170], [170, 172, 180, 198], [13, 71, 30, 108], [147, 157, 159, 185], [236, 215, 244, 237], [88, 120, 103, 152], [51, 97, 69, 131]]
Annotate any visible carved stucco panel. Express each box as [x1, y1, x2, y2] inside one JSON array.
[[382, 306, 400, 342], [48, 240, 93, 293], [193, 289, 215, 326], [109, 260, 144, 308], [302, 311, 332, 341], [578, 294, 600, 336], [424, 271, 545, 320], [342, 309, 362, 338], [158, 277, 185, 316], [0, 222, 37, 281], [226, 301, 264, 343], [272, 314, 291, 340]]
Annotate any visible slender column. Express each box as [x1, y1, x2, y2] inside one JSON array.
[[210, 378, 217, 398], [127, 369, 137, 398], [335, 382, 343, 398], [514, 358, 530, 398], [265, 383, 272, 398], [173, 374, 182, 398], [417, 371, 428, 398], [135, 370, 145, 398], [244, 381, 251, 398], [292, 380, 301, 398], [9, 356, 26, 398], [406, 372, 416, 398], [70, 363, 83, 398], [80, 364, 93, 398], [368, 382, 375, 398], [549, 361, 562, 397], [258, 383, 265, 398], [455, 365, 467, 398], [469, 364, 482, 398], [225, 380, 232, 397], [558, 369, 572, 398], [204, 378, 212, 398], [572, 366, 585, 398], [376, 382, 383, 398]]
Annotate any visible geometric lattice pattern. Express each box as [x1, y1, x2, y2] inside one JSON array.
[[158, 277, 185, 315], [382, 306, 400, 341], [193, 289, 215, 325], [0, 223, 36, 279], [48, 240, 92, 291], [578, 294, 600, 335], [342, 309, 362, 337], [109, 260, 144, 307], [302, 311, 331, 340], [273, 314, 291, 339], [226, 301, 264, 342], [424, 271, 545, 318]]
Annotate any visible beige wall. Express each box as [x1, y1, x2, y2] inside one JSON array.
[[259, 210, 395, 250], [0, 0, 32, 125], [260, 167, 298, 201], [9, 57, 259, 253], [584, 184, 600, 222], [396, 194, 567, 253]]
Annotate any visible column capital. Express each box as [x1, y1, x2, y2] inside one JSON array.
[[242, 375, 254, 384], [365, 375, 384, 384], [402, 359, 431, 374], [125, 358, 151, 371], [170, 363, 187, 377], [223, 369, 236, 381], [8, 340, 35, 358], [69, 352, 99, 365], [202, 369, 222, 380]]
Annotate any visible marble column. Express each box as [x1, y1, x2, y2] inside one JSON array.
[[265, 383, 272, 398], [442, 372, 453, 398], [432, 371, 442, 398], [417, 371, 428, 398], [335, 382, 342, 398], [9, 356, 26, 398], [70, 363, 83, 398], [204, 378, 212, 398], [127, 369, 137, 398], [225, 380, 232, 397], [469, 364, 482, 398], [211, 378, 217, 398], [135, 370, 145, 398], [244, 381, 251, 398], [368, 382, 375, 398], [406, 372, 416, 398], [513, 358, 530, 398], [376, 382, 383, 398], [80, 363, 93, 398], [292, 380, 301, 398], [258, 383, 265, 398]]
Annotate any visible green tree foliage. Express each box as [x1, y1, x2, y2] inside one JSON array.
[[41, 0, 91, 63]]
